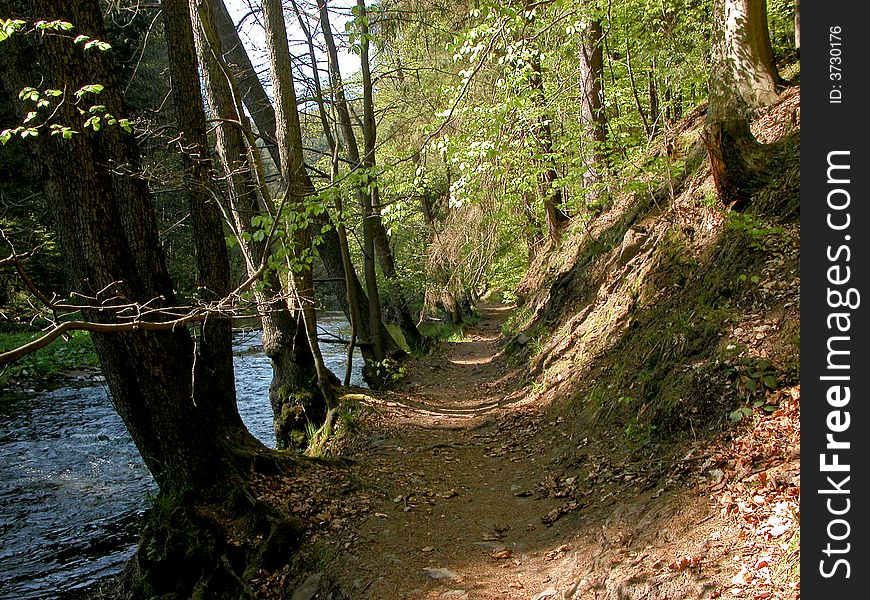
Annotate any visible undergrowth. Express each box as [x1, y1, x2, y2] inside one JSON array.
[[0, 328, 98, 387]]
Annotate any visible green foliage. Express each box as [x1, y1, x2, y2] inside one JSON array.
[[419, 322, 467, 343], [725, 212, 786, 246], [371, 357, 407, 385], [725, 357, 780, 422], [0, 329, 98, 386], [0, 20, 129, 146]]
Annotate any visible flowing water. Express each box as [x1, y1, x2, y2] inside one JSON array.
[[0, 313, 363, 599]]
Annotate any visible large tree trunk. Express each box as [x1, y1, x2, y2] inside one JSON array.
[[722, 0, 779, 108], [0, 0, 260, 492], [703, 0, 777, 209], [0, 4, 308, 596], [161, 0, 258, 446], [192, 0, 326, 449]]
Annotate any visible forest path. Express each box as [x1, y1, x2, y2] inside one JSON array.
[[321, 304, 574, 599]]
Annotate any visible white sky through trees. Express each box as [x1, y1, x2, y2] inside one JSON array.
[[223, 0, 359, 101]]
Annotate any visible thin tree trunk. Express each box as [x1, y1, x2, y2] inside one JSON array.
[[317, 0, 388, 363], [578, 16, 607, 173], [208, 0, 281, 168], [526, 23, 569, 242], [263, 0, 335, 408], [192, 0, 325, 449]]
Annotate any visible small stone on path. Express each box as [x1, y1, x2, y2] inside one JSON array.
[[424, 567, 459, 580]]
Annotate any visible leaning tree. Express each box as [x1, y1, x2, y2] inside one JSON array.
[[0, 0, 306, 595]]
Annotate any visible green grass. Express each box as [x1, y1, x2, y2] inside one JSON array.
[[419, 322, 469, 343], [0, 328, 98, 386]]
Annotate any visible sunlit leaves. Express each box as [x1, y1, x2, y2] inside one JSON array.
[[74, 83, 105, 98], [73, 33, 112, 51], [34, 20, 74, 32], [0, 18, 26, 42]]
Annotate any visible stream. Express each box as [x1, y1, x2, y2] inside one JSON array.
[[0, 313, 363, 599]]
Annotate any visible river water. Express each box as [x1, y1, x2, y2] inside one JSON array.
[[0, 313, 363, 599]]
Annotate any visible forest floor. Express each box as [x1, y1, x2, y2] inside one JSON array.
[[285, 303, 800, 600]]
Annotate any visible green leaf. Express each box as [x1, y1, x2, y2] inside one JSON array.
[[83, 115, 101, 131], [762, 375, 778, 390], [23, 111, 37, 124], [0, 19, 26, 42], [75, 84, 105, 98], [19, 87, 39, 102], [74, 34, 90, 44], [84, 39, 112, 51]]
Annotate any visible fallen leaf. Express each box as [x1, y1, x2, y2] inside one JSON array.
[[731, 566, 754, 586]]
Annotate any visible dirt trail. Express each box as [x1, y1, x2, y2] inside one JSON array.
[[310, 303, 800, 600], [321, 305, 574, 599]]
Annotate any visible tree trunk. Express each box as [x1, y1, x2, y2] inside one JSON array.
[[192, 0, 326, 449], [317, 0, 389, 362], [208, 0, 281, 169], [524, 3, 569, 242], [162, 0, 257, 446], [703, 0, 775, 209], [794, 0, 800, 49], [0, 5, 309, 596], [579, 15, 607, 185], [371, 187, 428, 352], [263, 0, 335, 409], [0, 0, 256, 493], [722, 0, 779, 108]]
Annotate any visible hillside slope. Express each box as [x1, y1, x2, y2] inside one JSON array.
[[266, 85, 802, 600]]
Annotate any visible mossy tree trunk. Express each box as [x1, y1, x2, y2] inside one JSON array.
[[191, 0, 326, 449]]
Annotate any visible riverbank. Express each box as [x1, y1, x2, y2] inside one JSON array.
[[0, 328, 99, 392]]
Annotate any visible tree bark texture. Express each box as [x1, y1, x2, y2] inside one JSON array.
[[703, 0, 775, 209], [721, 0, 779, 108], [162, 0, 254, 443], [2, 0, 257, 493]]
